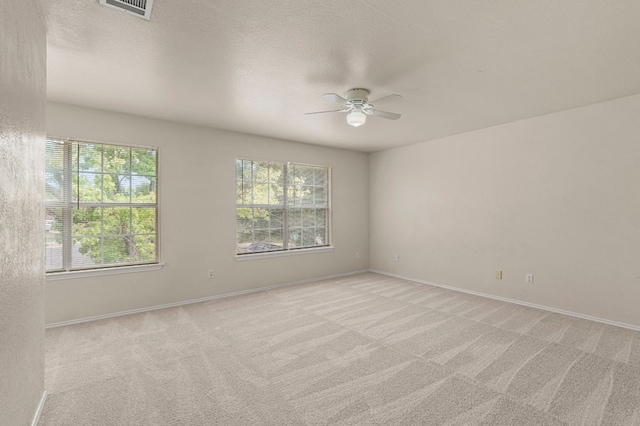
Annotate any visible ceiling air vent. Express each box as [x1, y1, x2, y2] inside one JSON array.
[[99, 0, 154, 20]]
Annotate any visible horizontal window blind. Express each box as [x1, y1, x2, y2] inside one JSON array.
[[45, 138, 158, 272], [236, 159, 330, 255]]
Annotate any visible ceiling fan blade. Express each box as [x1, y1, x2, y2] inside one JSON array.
[[304, 109, 349, 115], [369, 94, 402, 106], [323, 93, 350, 106], [372, 109, 401, 120]]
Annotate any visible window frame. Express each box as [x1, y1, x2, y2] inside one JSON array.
[[235, 158, 332, 257], [45, 137, 160, 274]]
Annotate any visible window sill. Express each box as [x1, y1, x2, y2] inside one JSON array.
[[46, 262, 165, 281], [236, 246, 334, 261]]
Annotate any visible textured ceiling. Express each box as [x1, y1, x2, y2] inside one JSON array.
[[38, 0, 640, 152]]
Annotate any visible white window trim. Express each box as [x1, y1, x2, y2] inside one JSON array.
[[235, 246, 334, 261], [46, 262, 165, 281]]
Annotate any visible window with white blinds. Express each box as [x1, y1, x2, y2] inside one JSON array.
[[45, 138, 158, 272], [236, 159, 330, 255]]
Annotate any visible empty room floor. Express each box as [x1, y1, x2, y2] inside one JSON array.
[[39, 272, 640, 425]]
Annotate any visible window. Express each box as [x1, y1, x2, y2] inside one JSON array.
[[45, 138, 158, 272], [236, 159, 330, 255]]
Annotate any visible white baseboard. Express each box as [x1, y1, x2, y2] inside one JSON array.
[[31, 390, 47, 426], [371, 270, 640, 332], [45, 269, 370, 328]]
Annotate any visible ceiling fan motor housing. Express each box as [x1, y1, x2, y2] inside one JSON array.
[[346, 88, 369, 102]]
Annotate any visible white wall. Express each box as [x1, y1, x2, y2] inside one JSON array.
[[45, 102, 370, 324], [370, 93, 640, 328], [0, 1, 46, 424]]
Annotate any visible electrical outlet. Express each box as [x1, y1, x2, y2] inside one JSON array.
[[356, 252, 360, 259], [208, 270, 214, 279], [496, 270, 502, 279], [395, 255, 400, 262], [525, 273, 533, 284]]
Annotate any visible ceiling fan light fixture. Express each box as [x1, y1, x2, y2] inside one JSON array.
[[346, 110, 366, 127]]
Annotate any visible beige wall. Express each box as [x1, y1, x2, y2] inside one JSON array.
[[0, 1, 47, 424], [370, 93, 640, 328], [45, 102, 369, 324], [45, 82, 640, 328]]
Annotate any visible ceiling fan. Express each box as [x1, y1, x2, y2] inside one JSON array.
[[305, 88, 402, 127]]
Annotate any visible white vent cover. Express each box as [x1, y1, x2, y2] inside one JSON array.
[[99, 0, 154, 20]]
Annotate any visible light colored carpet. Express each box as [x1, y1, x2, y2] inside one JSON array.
[[39, 272, 640, 425]]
